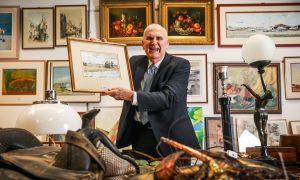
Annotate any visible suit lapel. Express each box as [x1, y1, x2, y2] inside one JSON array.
[[134, 57, 148, 91], [151, 53, 172, 89]]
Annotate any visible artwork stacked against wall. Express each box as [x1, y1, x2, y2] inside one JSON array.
[[0, 1, 300, 152]]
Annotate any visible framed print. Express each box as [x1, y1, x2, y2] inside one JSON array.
[[283, 57, 300, 99], [99, 0, 153, 45], [95, 107, 122, 132], [213, 63, 281, 114], [55, 5, 87, 46], [0, 60, 46, 105], [204, 117, 223, 151], [187, 106, 204, 149], [47, 60, 100, 102], [67, 38, 133, 92], [267, 119, 288, 146], [0, 6, 19, 58], [217, 3, 300, 47], [22, 8, 54, 49], [290, 121, 300, 134], [159, 0, 214, 45], [174, 54, 207, 102]]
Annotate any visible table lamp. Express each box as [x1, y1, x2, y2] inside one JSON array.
[[241, 34, 276, 165], [16, 90, 82, 135]]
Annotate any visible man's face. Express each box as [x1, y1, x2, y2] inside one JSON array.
[[142, 28, 169, 63]]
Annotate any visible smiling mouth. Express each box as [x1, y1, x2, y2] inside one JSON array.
[[149, 47, 160, 53]]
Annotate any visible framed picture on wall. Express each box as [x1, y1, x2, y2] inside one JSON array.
[[213, 63, 281, 114], [187, 106, 204, 149], [217, 3, 300, 47], [99, 0, 153, 45], [204, 117, 223, 151], [290, 121, 300, 134], [0, 60, 46, 105], [67, 38, 133, 93], [55, 5, 87, 46], [47, 60, 100, 102], [22, 7, 54, 49], [267, 119, 288, 146], [283, 57, 300, 99], [159, 0, 214, 45], [0, 6, 19, 58], [173, 54, 207, 103]]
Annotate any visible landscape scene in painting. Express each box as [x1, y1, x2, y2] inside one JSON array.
[[2, 69, 36, 95], [0, 12, 12, 50], [226, 12, 300, 38], [291, 63, 300, 92]]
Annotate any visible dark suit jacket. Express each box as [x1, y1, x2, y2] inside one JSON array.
[[116, 53, 200, 156]]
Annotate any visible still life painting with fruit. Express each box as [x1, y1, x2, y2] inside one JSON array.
[[168, 7, 205, 36], [109, 8, 147, 38]]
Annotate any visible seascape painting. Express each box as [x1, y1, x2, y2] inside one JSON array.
[[81, 51, 121, 78], [0, 12, 12, 50], [226, 12, 300, 38], [2, 69, 37, 95], [187, 106, 204, 149]]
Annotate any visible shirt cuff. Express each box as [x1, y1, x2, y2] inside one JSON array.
[[132, 91, 138, 105]]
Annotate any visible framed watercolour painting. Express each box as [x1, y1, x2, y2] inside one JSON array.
[[217, 3, 300, 47], [267, 119, 288, 146], [0, 6, 19, 58], [213, 63, 281, 114], [47, 60, 100, 102], [174, 54, 207, 102], [283, 57, 300, 99], [55, 5, 87, 46], [0, 60, 46, 105], [204, 117, 223, 151], [99, 0, 153, 45], [290, 121, 300, 134], [187, 106, 204, 149], [67, 38, 133, 92], [22, 7, 54, 49], [159, 0, 214, 45]]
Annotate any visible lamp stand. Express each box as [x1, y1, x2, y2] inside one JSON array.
[[241, 65, 277, 166]]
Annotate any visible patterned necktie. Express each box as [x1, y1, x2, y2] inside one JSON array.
[[140, 64, 156, 125]]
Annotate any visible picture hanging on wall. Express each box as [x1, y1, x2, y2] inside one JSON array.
[[204, 117, 223, 151], [217, 3, 300, 47], [283, 57, 300, 99], [47, 60, 100, 103], [22, 7, 54, 49], [67, 38, 133, 93], [290, 121, 300, 134], [173, 54, 207, 103], [0, 60, 46, 105], [55, 5, 87, 46], [0, 6, 19, 58], [159, 0, 214, 45], [213, 63, 281, 114], [266, 119, 288, 146], [99, 0, 153, 45], [187, 106, 204, 149]]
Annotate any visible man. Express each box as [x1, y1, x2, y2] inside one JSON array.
[[104, 24, 200, 158]]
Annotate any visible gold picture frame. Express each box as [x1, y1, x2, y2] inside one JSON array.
[[0, 6, 19, 59], [99, 0, 153, 45], [67, 38, 133, 93], [159, 0, 214, 45], [0, 60, 46, 105], [47, 60, 101, 102]]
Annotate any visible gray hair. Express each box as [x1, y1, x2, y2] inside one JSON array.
[[143, 24, 168, 39]]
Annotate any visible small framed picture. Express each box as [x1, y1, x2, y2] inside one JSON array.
[[217, 3, 300, 47], [267, 119, 288, 146], [67, 38, 133, 92], [0, 6, 20, 58], [204, 117, 223, 151], [0, 60, 46, 105], [55, 5, 87, 46], [283, 57, 300, 99], [213, 63, 281, 114], [159, 0, 214, 45], [94, 107, 122, 132], [187, 106, 204, 149], [47, 60, 100, 102], [22, 7, 54, 49], [173, 54, 207, 103], [99, 0, 153, 45], [289, 121, 300, 135]]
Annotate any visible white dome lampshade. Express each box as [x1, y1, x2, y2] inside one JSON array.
[[16, 90, 82, 135], [242, 34, 276, 69]]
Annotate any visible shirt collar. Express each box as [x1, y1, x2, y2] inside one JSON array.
[[148, 55, 165, 69]]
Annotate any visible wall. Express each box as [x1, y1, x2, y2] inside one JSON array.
[[0, 0, 300, 129]]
